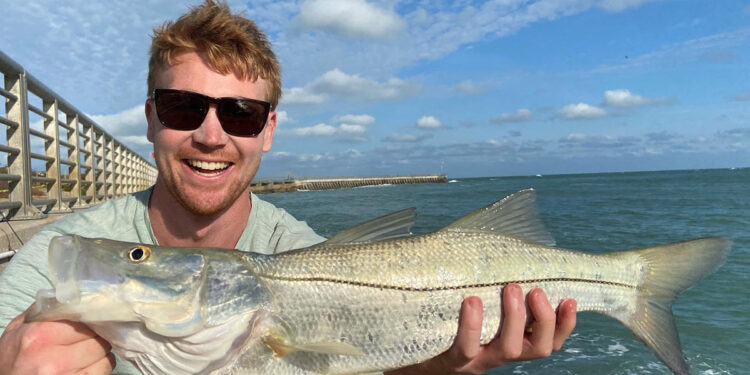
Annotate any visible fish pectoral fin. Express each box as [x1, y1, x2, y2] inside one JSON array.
[[263, 333, 364, 357]]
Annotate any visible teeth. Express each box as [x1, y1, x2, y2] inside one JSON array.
[[187, 160, 230, 172]]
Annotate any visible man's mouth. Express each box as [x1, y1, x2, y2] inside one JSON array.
[[185, 159, 232, 176]]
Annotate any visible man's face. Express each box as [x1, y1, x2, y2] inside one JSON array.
[[145, 51, 276, 216]]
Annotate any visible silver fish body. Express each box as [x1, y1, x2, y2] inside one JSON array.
[[29, 190, 730, 375]]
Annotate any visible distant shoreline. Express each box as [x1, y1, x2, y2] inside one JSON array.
[[250, 174, 448, 193]]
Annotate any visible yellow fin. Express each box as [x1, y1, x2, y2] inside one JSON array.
[[263, 332, 364, 357]]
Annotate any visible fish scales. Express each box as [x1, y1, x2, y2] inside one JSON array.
[[238, 231, 644, 373], [27, 189, 730, 375], [249, 232, 643, 292]]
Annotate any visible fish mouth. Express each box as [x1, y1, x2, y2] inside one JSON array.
[[48, 235, 121, 304]]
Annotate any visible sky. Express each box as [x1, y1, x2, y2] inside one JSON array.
[[1, 0, 749, 178]]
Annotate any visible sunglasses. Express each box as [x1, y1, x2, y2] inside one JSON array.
[[152, 89, 271, 137]]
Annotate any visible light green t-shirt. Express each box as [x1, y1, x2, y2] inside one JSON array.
[[0, 188, 325, 374]]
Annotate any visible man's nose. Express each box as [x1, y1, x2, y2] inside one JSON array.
[[191, 105, 228, 147]]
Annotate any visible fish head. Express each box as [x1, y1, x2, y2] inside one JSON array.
[[31, 235, 213, 337], [30, 235, 274, 374]]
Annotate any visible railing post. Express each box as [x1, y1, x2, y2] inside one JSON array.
[[115, 143, 123, 196], [84, 122, 96, 205], [128, 153, 134, 193], [4, 71, 44, 219], [43, 99, 64, 213], [106, 137, 115, 199], [95, 130, 105, 201], [67, 114, 81, 209], [124, 152, 131, 194]]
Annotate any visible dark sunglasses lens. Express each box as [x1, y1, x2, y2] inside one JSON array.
[[155, 91, 207, 130], [218, 100, 268, 137]]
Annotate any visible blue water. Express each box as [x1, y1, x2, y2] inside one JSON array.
[[262, 168, 749, 375]]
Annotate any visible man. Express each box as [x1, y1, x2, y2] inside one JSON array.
[[0, 1, 576, 374]]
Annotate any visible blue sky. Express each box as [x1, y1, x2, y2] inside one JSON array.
[[1, 0, 749, 178]]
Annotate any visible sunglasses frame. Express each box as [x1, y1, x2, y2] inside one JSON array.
[[151, 88, 272, 138]]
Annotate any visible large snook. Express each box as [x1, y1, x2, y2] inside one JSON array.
[[28, 189, 730, 375]]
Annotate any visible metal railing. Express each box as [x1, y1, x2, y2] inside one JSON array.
[[0, 50, 157, 220]]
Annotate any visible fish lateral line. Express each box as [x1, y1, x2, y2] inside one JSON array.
[[259, 275, 640, 292]]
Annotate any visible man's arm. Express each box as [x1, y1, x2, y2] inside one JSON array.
[[0, 230, 114, 375], [388, 285, 577, 375]]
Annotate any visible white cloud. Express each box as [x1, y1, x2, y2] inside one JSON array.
[[294, 0, 405, 39], [89, 104, 145, 136], [558, 103, 607, 119], [310, 69, 419, 100], [275, 0, 674, 83], [278, 123, 337, 137], [383, 133, 431, 143], [282, 87, 326, 104], [282, 69, 419, 104], [118, 135, 151, 146], [455, 80, 485, 94], [491, 109, 533, 124], [334, 114, 375, 126], [603, 89, 671, 107], [267, 150, 337, 164], [417, 115, 442, 129], [277, 121, 368, 140], [276, 110, 293, 125], [598, 0, 662, 12], [338, 124, 367, 135]]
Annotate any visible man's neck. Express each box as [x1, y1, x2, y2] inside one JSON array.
[[147, 183, 251, 249]]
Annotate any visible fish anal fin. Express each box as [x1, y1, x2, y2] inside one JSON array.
[[443, 189, 555, 247]]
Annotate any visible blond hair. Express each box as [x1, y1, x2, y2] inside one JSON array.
[[147, 0, 281, 109]]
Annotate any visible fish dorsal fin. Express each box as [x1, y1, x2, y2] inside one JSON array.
[[322, 208, 417, 245], [443, 189, 555, 247]]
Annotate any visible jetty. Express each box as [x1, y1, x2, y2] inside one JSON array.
[[250, 174, 448, 193]]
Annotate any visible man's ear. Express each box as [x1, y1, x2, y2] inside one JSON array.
[[145, 99, 156, 143], [262, 111, 277, 153]]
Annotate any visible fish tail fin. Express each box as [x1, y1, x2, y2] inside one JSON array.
[[614, 237, 731, 375]]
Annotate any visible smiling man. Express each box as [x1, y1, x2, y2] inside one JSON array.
[[0, 1, 575, 374]]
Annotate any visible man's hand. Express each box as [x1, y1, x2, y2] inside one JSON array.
[[387, 284, 577, 375], [0, 306, 115, 375]]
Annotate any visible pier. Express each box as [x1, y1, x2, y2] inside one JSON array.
[[250, 174, 448, 193]]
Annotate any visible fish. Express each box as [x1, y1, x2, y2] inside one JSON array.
[[27, 189, 730, 375]]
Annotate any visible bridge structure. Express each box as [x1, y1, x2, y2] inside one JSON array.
[[0, 50, 157, 264]]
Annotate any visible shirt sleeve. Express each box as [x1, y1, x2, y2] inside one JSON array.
[[268, 209, 327, 253], [0, 229, 63, 331]]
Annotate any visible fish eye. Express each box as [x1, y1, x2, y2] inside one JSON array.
[[128, 246, 151, 263]]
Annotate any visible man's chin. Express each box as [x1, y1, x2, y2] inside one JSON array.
[[173, 189, 245, 217]]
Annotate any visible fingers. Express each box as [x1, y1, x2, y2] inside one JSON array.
[[553, 299, 577, 351], [75, 352, 116, 375], [525, 288, 557, 358], [487, 284, 525, 360], [28, 320, 101, 346], [447, 296, 484, 365], [65, 335, 113, 369], [0, 315, 113, 375]]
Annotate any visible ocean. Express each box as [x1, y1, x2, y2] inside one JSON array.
[[261, 168, 749, 375]]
